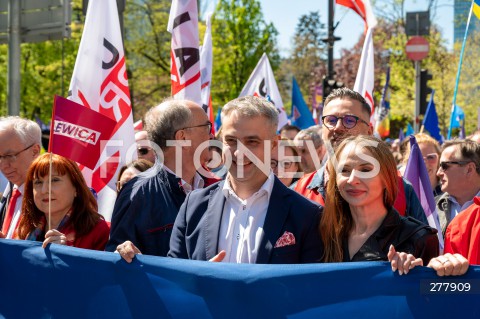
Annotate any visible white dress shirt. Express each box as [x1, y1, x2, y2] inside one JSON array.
[[218, 172, 275, 263]]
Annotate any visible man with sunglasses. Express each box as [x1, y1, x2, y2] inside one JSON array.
[[294, 88, 428, 224], [108, 99, 216, 257], [0, 117, 41, 238], [435, 139, 480, 235], [134, 130, 156, 164]]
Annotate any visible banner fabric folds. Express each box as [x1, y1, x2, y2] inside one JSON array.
[[0, 240, 479, 318]]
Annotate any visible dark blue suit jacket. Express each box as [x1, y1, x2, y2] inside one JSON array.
[[106, 167, 186, 256], [168, 177, 324, 264]]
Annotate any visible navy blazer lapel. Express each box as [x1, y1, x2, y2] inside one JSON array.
[[256, 177, 291, 264], [204, 181, 226, 260]]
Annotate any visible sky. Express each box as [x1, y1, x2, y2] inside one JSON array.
[[259, 0, 454, 58]]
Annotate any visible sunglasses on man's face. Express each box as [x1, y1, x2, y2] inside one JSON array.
[[138, 147, 151, 156], [439, 161, 471, 171]]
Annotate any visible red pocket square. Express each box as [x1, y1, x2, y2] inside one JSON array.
[[274, 231, 296, 248]]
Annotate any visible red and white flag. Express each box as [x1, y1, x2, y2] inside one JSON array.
[[353, 28, 376, 126], [133, 119, 143, 131], [68, 0, 135, 220], [336, 0, 377, 29], [168, 0, 202, 106], [200, 13, 215, 132], [239, 53, 288, 130], [49, 96, 117, 170]]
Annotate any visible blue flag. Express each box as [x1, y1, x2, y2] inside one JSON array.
[[422, 90, 442, 143], [405, 123, 414, 136], [403, 136, 444, 250], [398, 128, 405, 142], [447, 104, 465, 139], [214, 107, 222, 132], [291, 77, 315, 129]]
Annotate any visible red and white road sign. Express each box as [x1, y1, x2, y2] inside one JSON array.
[[406, 36, 429, 61]]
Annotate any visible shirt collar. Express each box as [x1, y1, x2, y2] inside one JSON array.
[[222, 171, 275, 202], [163, 165, 204, 193]]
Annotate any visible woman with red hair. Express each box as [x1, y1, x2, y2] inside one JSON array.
[[16, 153, 109, 250]]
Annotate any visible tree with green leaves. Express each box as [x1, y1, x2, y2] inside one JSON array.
[[210, 0, 280, 108], [124, 0, 172, 119]]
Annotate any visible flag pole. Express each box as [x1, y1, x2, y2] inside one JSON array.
[[48, 152, 52, 232], [448, 0, 474, 139]]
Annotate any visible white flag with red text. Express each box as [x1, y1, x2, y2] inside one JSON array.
[[200, 13, 214, 130], [168, 0, 202, 106], [68, 0, 135, 221], [239, 53, 288, 130], [353, 28, 376, 126]]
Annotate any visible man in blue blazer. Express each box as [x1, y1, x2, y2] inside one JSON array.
[[167, 96, 323, 264], [117, 96, 323, 264], [168, 174, 323, 263]]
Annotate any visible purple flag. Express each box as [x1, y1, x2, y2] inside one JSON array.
[[403, 136, 444, 250]]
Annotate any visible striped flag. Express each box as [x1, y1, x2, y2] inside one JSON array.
[[374, 67, 391, 138], [168, 0, 202, 106], [354, 28, 376, 125], [200, 13, 215, 134], [403, 136, 444, 251], [67, 0, 136, 220]]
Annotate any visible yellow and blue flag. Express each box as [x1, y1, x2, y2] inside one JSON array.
[[473, 0, 480, 19]]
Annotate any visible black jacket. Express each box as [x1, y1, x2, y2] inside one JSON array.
[[343, 208, 439, 263]]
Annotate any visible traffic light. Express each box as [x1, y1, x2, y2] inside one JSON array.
[[419, 69, 433, 115], [322, 76, 344, 102]]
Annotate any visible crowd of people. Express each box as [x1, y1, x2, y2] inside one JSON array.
[[1, 88, 478, 278]]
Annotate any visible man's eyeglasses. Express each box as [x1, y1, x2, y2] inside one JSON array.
[[423, 153, 438, 163], [137, 147, 151, 156], [439, 161, 472, 171], [322, 115, 370, 129], [271, 159, 293, 169], [0, 144, 34, 164], [179, 121, 212, 132]]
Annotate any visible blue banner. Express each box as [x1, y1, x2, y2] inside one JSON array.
[[0, 240, 479, 318]]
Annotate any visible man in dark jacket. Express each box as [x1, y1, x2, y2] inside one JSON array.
[[106, 99, 214, 256]]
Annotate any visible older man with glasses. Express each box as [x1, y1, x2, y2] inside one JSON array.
[[435, 139, 480, 236], [294, 87, 428, 224], [0, 117, 41, 238], [108, 98, 216, 258]]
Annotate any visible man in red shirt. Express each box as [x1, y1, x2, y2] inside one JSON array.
[[444, 196, 480, 265]]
